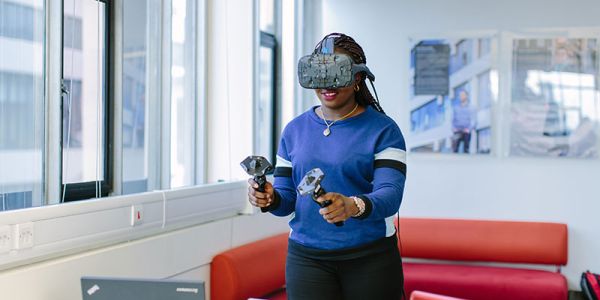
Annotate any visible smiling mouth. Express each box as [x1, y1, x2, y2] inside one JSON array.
[[321, 90, 338, 98]]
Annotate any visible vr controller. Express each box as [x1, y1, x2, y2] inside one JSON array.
[[240, 155, 274, 213], [297, 168, 344, 227]]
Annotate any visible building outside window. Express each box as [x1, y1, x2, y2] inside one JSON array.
[[0, 0, 45, 211], [256, 0, 278, 165], [61, 0, 110, 201]]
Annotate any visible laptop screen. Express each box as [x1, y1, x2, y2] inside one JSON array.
[[81, 277, 205, 300]]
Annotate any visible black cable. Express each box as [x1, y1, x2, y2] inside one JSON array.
[[368, 79, 385, 114], [397, 212, 407, 300]]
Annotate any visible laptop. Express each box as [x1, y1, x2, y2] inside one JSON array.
[[81, 276, 205, 300]]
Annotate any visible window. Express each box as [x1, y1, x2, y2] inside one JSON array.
[[450, 39, 473, 74], [477, 127, 491, 154], [0, 0, 45, 211], [478, 38, 491, 58], [121, 0, 161, 194], [256, 0, 278, 165], [0, 0, 211, 210], [478, 70, 493, 109], [0, 1, 44, 42], [170, 0, 197, 188], [259, 0, 275, 33], [61, 0, 110, 201], [257, 32, 277, 164], [410, 97, 447, 133]]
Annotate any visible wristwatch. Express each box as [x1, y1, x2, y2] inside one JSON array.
[[351, 196, 366, 218]]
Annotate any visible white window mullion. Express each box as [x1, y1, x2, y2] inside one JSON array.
[[160, 0, 172, 190], [110, 0, 124, 196], [145, 0, 163, 192], [45, 0, 63, 205], [195, 0, 207, 185]]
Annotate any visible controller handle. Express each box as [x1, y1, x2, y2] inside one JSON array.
[[313, 186, 343, 227], [254, 175, 269, 213]]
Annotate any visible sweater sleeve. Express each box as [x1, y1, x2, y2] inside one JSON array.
[[355, 123, 407, 220], [267, 136, 297, 216]]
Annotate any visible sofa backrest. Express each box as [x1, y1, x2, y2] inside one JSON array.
[[211, 233, 288, 300], [398, 218, 568, 265]]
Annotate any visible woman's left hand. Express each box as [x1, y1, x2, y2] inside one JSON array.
[[316, 193, 359, 224]]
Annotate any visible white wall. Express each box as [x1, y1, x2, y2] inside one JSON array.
[[0, 213, 289, 300], [319, 0, 600, 290]]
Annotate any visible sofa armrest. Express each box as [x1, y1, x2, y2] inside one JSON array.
[[211, 233, 288, 300]]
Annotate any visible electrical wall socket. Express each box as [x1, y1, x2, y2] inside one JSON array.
[[131, 205, 144, 226], [14, 222, 34, 249], [0, 225, 13, 253]]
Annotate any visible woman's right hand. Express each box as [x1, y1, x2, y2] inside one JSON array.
[[247, 178, 275, 209]]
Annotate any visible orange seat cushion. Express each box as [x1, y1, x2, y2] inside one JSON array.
[[211, 233, 288, 300], [398, 218, 567, 265]]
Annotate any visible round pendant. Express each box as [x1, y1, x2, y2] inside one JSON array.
[[323, 127, 331, 136]]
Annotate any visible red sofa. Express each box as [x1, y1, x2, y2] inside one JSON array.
[[211, 233, 288, 300], [211, 218, 568, 300], [399, 218, 568, 300]]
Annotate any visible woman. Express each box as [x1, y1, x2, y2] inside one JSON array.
[[248, 33, 407, 300]]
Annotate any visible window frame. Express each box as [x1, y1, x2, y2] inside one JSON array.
[[60, 0, 113, 202], [258, 31, 278, 165]]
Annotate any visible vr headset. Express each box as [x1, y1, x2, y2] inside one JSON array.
[[297, 36, 375, 89]]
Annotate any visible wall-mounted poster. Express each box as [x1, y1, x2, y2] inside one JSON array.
[[409, 38, 496, 154], [511, 38, 600, 158]]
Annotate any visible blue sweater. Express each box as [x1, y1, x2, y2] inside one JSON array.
[[270, 105, 407, 250], [452, 104, 476, 131]]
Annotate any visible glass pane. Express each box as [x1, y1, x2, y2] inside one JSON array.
[[511, 38, 600, 158], [122, 0, 160, 194], [410, 96, 447, 134], [477, 127, 491, 154], [171, 0, 196, 188], [257, 46, 274, 162], [478, 70, 493, 109], [478, 38, 491, 58], [259, 0, 275, 33], [62, 0, 107, 184], [450, 39, 473, 74], [0, 0, 45, 210]]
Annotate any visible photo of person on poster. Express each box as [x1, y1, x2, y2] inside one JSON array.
[[451, 90, 477, 153]]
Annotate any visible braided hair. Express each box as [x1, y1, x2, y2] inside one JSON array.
[[313, 33, 385, 114]]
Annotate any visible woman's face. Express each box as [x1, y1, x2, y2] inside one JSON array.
[[314, 48, 360, 111], [314, 84, 356, 110]]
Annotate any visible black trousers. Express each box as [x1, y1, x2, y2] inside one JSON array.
[[285, 241, 404, 300], [452, 131, 471, 153]]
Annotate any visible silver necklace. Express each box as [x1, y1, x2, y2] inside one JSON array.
[[319, 103, 359, 136]]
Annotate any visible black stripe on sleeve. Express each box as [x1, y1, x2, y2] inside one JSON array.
[[273, 167, 292, 177], [374, 159, 406, 175]]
